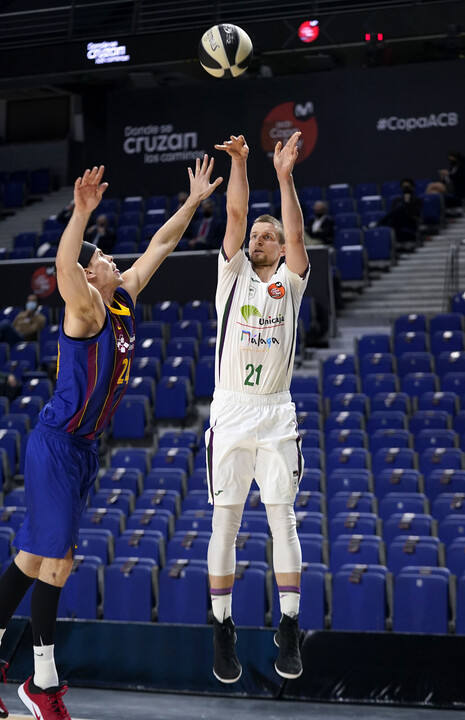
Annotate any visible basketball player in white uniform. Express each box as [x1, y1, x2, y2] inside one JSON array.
[[206, 132, 309, 683]]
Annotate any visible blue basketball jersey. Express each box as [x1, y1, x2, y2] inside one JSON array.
[[40, 286, 136, 440]]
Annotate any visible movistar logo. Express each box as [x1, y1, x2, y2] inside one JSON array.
[[241, 305, 261, 322]]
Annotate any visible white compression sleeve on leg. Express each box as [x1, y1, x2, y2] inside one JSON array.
[[207, 504, 244, 577], [265, 503, 302, 574]]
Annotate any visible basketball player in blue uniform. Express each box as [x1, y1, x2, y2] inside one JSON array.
[[0, 160, 222, 720]]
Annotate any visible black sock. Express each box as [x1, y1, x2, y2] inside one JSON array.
[[0, 561, 35, 629], [31, 580, 62, 646]]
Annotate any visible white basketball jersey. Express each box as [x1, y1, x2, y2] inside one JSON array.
[[214, 247, 309, 394]]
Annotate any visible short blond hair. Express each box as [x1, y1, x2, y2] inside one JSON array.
[[252, 214, 285, 245]]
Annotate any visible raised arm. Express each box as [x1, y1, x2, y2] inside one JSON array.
[[214, 134, 249, 260], [274, 131, 309, 277], [55, 165, 108, 317], [121, 154, 222, 303]]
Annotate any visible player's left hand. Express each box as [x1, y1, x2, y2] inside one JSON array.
[[74, 165, 109, 214], [188, 154, 223, 205], [274, 131, 301, 179]]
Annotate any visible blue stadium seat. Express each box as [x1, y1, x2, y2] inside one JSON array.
[[371, 392, 410, 414], [233, 562, 268, 627], [384, 513, 433, 544], [0, 528, 14, 564], [10, 342, 38, 368], [332, 565, 387, 631], [414, 429, 457, 453], [235, 532, 268, 563], [334, 214, 360, 230], [363, 227, 393, 264], [172, 320, 201, 340], [419, 448, 463, 478], [356, 334, 391, 357], [336, 246, 366, 285], [155, 377, 190, 420], [162, 356, 194, 382], [23, 377, 53, 403], [186, 469, 208, 492], [202, 320, 218, 338], [158, 559, 208, 623], [183, 301, 212, 322], [372, 448, 416, 475], [326, 448, 369, 475], [431, 331, 465, 357], [199, 338, 216, 358], [451, 293, 465, 315], [0, 414, 29, 439], [329, 512, 377, 541], [195, 356, 214, 397], [125, 376, 156, 405], [293, 393, 321, 414], [325, 411, 364, 433], [152, 301, 181, 323], [4, 488, 25, 506], [421, 193, 443, 226], [90, 489, 134, 516], [152, 447, 192, 475], [330, 535, 382, 572], [298, 533, 324, 563], [321, 354, 356, 379], [135, 338, 164, 361], [328, 183, 351, 199], [136, 489, 180, 516], [334, 229, 362, 249], [164, 339, 197, 359], [387, 536, 439, 574], [438, 514, 465, 546], [394, 314, 427, 334], [397, 353, 433, 377], [116, 226, 140, 245], [290, 376, 319, 394], [295, 491, 324, 513], [394, 332, 428, 357], [436, 352, 465, 378], [393, 567, 449, 634], [127, 508, 173, 539], [358, 195, 383, 213], [379, 492, 427, 521], [182, 490, 210, 512], [441, 372, 465, 395], [362, 373, 399, 397], [326, 429, 366, 452], [417, 391, 458, 415], [370, 429, 410, 454], [329, 393, 369, 415], [81, 507, 125, 536], [137, 321, 166, 341], [328, 492, 375, 520], [367, 411, 407, 432], [331, 198, 354, 214], [359, 353, 394, 376], [0, 429, 20, 475], [327, 469, 372, 498], [112, 395, 150, 440], [299, 468, 323, 492], [104, 558, 156, 621], [78, 528, 113, 564], [356, 182, 378, 198], [409, 410, 450, 434], [57, 556, 102, 620], [426, 469, 465, 501], [432, 493, 465, 522], [446, 537, 465, 578], [115, 529, 164, 565], [323, 374, 359, 398], [297, 413, 322, 431], [132, 357, 160, 381], [176, 511, 212, 534], [401, 372, 438, 398], [10, 396, 42, 424], [110, 448, 150, 476], [430, 314, 463, 335], [295, 511, 324, 535], [240, 513, 269, 534]]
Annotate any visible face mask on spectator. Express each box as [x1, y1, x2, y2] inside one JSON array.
[[26, 301, 37, 312]]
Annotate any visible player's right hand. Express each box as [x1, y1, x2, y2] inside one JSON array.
[[214, 134, 249, 161], [74, 165, 109, 214]]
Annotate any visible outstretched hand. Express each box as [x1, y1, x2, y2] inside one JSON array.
[[188, 154, 223, 204], [74, 166, 108, 214], [274, 131, 301, 179], [214, 134, 249, 161]]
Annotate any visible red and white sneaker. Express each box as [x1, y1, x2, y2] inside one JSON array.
[[0, 659, 9, 718], [18, 676, 71, 720]]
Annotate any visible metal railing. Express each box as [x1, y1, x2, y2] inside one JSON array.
[[0, 0, 455, 49], [442, 235, 462, 311]]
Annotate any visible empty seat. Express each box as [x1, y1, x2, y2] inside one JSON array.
[[152, 447, 192, 475], [78, 528, 113, 564], [329, 512, 377, 541], [372, 448, 416, 475], [104, 558, 156, 621], [397, 353, 433, 377], [326, 448, 368, 475], [272, 563, 327, 630], [446, 537, 465, 578], [401, 373, 438, 398], [80, 507, 125, 536], [417, 392, 458, 415], [438, 515, 465, 546], [329, 393, 369, 415], [432, 493, 465, 522], [323, 374, 359, 398], [327, 469, 372, 498], [426, 469, 465, 501], [127, 509, 173, 539], [325, 411, 364, 433], [364, 227, 393, 264], [295, 511, 324, 535], [328, 492, 375, 520], [414, 429, 457, 453], [158, 559, 208, 623], [393, 567, 449, 634], [326, 429, 366, 452], [233, 562, 268, 627], [394, 332, 428, 357], [359, 353, 394, 376], [145, 468, 186, 495], [370, 429, 410, 454], [115, 529, 164, 565], [441, 372, 465, 395], [362, 374, 398, 398], [356, 334, 391, 357], [409, 410, 450, 434], [431, 331, 465, 357], [332, 565, 387, 631], [379, 492, 427, 521], [155, 377, 190, 420], [321, 354, 356, 379], [436, 352, 465, 377], [371, 393, 410, 414], [330, 535, 382, 572], [136, 489, 180, 516], [384, 513, 433, 544], [110, 448, 150, 476], [419, 448, 463, 478], [58, 556, 102, 620], [112, 395, 150, 440], [394, 314, 427, 335], [387, 536, 440, 574]]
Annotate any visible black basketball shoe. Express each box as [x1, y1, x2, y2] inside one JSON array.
[[274, 614, 303, 679], [212, 616, 242, 683]]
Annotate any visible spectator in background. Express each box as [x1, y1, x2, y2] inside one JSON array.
[[56, 200, 74, 226], [0, 295, 46, 345], [378, 178, 422, 251], [188, 198, 225, 250], [85, 214, 115, 253], [0, 371, 21, 402], [306, 201, 334, 245], [427, 151, 465, 209]]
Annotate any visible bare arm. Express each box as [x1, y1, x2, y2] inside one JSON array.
[[214, 135, 249, 260], [55, 166, 108, 317], [274, 131, 309, 277], [121, 155, 222, 303]]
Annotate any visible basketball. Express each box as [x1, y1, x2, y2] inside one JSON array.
[[198, 24, 253, 78]]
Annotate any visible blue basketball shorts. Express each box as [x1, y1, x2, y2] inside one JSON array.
[[14, 423, 99, 559]]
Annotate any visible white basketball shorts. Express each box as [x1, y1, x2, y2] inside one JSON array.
[[205, 388, 304, 506]]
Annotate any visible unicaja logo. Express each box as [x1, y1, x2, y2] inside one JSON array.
[[259, 314, 285, 326]]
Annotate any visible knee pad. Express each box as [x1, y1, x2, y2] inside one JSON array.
[[207, 504, 244, 577], [265, 503, 302, 574]]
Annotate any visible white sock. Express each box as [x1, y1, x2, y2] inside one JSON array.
[[33, 644, 58, 689], [0, 629, 5, 646], [211, 589, 233, 622], [279, 588, 300, 618]]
